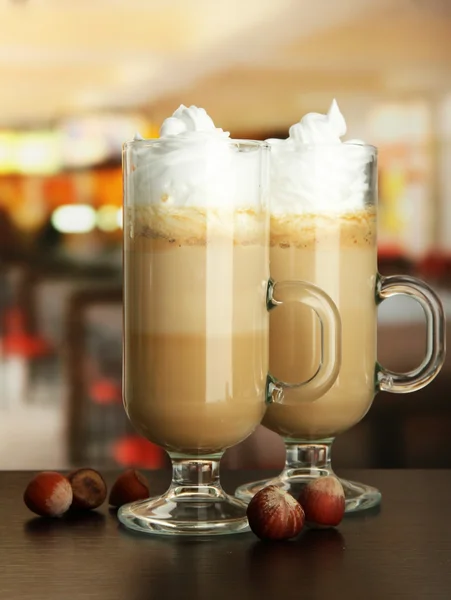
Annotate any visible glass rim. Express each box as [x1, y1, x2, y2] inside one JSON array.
[[279, 141, 378, 154], [123, 138, 270, 151]]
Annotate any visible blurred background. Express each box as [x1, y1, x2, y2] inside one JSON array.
[[1, 0, 451, 471]]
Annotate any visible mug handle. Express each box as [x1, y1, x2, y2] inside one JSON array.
[[266, 278, 342, 404], [376, 274, 446, 393]]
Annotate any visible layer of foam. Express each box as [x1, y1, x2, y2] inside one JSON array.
[[267, 100, 375, 215], [126, 206, 267, 246], [270, 209, 376, 249], [127, 105, 266, 209]]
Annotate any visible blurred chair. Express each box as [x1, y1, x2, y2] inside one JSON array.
[[64, 285, 166, 469]]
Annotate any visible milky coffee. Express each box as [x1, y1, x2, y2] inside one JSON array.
[[124, 207, 268, 455], [263, 209, 377, 440]]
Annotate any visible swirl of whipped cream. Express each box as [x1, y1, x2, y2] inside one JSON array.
[[159, 105, 222, 137], [129, 105, 261, 209], [268, 99, 374, 215], [289, 99, 346, 143]]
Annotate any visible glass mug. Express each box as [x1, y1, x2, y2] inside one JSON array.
[[120, 139, 341, 535], [235, 143, 446, 512]]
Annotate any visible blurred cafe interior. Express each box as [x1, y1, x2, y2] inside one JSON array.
[[1, 0, 451, 472]]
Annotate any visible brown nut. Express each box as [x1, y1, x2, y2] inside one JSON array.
[[298, 476, 345, 528], [247, 485, 305, 541], [68, 468, 107, 511], [24, 471, 73, 518], [109, 469, 150, 508]]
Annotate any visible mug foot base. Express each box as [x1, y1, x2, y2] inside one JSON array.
[[235, 475, 381, 514], [118, 491, 250, 536]]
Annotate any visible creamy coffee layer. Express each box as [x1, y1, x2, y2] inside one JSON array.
[[125, 209, 268, 336], [264, 208, 377, 440], [125, 331, 267, 454], [124, 207, 269, 454]]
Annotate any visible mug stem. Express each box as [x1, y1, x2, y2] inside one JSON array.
[[283, 439, 334, 479], [168, 454, 224, 497], [118, 452, 250, 535], [235, 439, 381, 512]]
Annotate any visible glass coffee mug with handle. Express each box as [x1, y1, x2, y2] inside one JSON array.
[[235, 142, 445, 512], [121, 134, 341, 536]]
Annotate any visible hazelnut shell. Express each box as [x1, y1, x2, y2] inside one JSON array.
[[68, 468, 107, 510], [24, 471, 73, 518], [247, 485, 305, 541], [298, 476, 345, 528], [109, 469, 150, 508]]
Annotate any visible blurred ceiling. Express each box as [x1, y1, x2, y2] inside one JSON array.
[[2, 0, 451, 131]]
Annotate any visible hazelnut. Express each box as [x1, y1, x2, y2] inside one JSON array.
[[24, 471, 73, 518], [109, 469, 150, 508], [298, 476, 345, 528], [68, 468, 107, 511], [247, 485, 305, 541]]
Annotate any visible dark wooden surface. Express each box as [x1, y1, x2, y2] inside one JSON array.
[[1, 470, 451, 600]]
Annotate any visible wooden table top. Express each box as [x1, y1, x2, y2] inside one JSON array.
[[1, 469, 451, 600]]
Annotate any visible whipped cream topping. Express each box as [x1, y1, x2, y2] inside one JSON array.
[[127, 105, 262, 210], [159, 105, 225, 138], [268, 99, 374, 215], [289, 99, 347, 143]]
